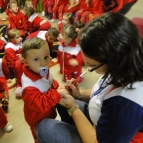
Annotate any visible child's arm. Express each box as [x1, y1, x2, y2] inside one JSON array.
[[22, 86, 62, 112], [69, 0, 79, 9], [5, 48, 19, 69], [2, 58, 11, 80]]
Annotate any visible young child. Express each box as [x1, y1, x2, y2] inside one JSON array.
[[58, 12, 74, 32], [75, 0, 94, 24], [64, 0, 80, 13], [26, 27, 59, 58], [51, 0, 69, 22], [58, 24, 84, 82], [20, 37, 62, 143], [24, 6, 51, 33], [0, 107, 13, 132], [43, 0, 55, 19], [7, 1, 27, 36], [0, 58, 12, 110], [4, 29, 23, 97]]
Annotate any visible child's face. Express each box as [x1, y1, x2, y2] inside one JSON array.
[[24, 43, 50, 75], [11, 34, 22, 44], [62, 15, 69, 25], [26, 2, 33, 7], [60, 32, 71, 46], [47, 33, 56, 43], [10, 3, 18, 13]]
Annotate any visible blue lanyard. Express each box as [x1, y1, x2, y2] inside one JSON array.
[[90, 81, 108, 99]]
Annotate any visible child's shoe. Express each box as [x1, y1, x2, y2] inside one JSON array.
[[50, 19, 56, 23], [48, 14, 53, 20], [41, 11, 45, 17], [1, 98, 9, 110], [4, 122, 13, 132]]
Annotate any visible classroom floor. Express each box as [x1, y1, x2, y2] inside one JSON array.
[[0, 1, 143, 142]]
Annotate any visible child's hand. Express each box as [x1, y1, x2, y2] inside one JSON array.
[[19, 54, 24, 63], [7, 79, 12, 83], [57, 86, 70, 95], [68, 59, 79, 67]]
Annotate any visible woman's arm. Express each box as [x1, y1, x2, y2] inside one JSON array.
[[59, 93, 98, 143]]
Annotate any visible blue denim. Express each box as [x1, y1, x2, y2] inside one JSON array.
[[36, 100, 91, 143]]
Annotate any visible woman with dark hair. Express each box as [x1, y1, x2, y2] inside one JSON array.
[[36, 12, 143, 143]]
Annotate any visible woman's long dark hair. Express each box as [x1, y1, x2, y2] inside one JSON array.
[[79, 12, 143, 88]]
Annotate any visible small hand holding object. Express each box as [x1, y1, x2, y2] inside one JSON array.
[[68, 59, 79, 67], [59, 92, 76, 109], [1, 91, 9, 110]]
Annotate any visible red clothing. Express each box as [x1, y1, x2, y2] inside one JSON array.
[[130, 132, 143, 143], [58, 40, 84, 81], [0, 58, 10, 99], [53, 0, 69, 20], [8, 11, 27, 36], [26, 31, 54, 50], [0, 0, 8, 10], [0, 39, 5, 51], [21, 65, 61, 127], [44, 0, 55, 14], [79, 0, 94, 12], [28, 13, 51, 33], [57, 21, 63, 32], [5, 42, 22, 69], [93, 0, 137, 18], [75, 0, 94, 24], [0, 107, 7, 128]]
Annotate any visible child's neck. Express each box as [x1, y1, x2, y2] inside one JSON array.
[[11, 11, 17, 16]]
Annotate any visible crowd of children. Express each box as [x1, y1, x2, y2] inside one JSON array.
[[0, 0, 137, 142]]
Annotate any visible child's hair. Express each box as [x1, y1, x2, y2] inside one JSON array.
[[7, 1, 17, 9], [74, 21, 85, 29], [24, 6, 35, 17], [25, 0, 33, 7], [7, 29, 20, 40], [48, 27, 59, 38], [61, 24, 77, 41], [63, 13, 74, 24], [22, 37, 48, 58]]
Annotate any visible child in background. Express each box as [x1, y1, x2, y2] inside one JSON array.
[[0, 58, 12, 110], [64, 0, 80, 14], [58, 24, 84, 82], [4, 29, 23, 98], [0, 77, 13, 132], [51, 0, 69, 22], [43, 0, 55, 19], [24, 6, 51, 33], [21, 37, 61, 143], [75, 0, 94, 24], [26, 27, 59, 58], [25, 0, 33, 7], [74, 21, 85, 43], [0, 107, 13, 132], [58, 12, 74, 32], [7, 1, 27, 37]]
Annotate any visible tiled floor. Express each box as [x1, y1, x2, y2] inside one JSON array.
[[0, 1, 143, 142]]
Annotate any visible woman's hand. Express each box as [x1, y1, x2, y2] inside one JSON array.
[[59, 92, 77, 109], [65, 79, 81, 99]]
